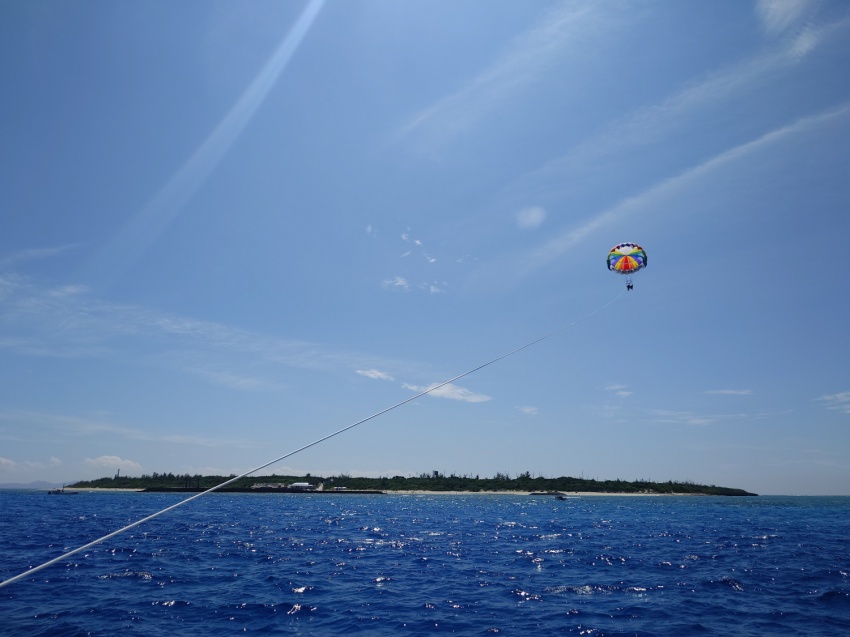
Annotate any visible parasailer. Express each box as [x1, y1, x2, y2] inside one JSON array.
[[607, 243, 647, 290]]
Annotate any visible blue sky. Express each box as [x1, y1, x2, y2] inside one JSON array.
[[1, 0, 849, 495]]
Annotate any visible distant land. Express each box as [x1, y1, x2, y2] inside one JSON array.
[[0, 481, 63, 490], [69, 472, 757, 496]]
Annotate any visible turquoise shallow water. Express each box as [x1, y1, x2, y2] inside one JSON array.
[[1, 492, 848, 636]]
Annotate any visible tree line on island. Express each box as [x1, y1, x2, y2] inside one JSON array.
[[70, 470, 756, 496]]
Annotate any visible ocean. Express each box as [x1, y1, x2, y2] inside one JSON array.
[[0, 491, 848, 636]]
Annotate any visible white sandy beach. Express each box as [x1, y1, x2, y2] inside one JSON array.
[[377, 490, 691, 496]]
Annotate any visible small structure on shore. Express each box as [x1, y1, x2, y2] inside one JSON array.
[[250, 481, 316, 491]]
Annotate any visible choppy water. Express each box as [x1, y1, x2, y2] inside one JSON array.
[[1, 492, 848, 636]]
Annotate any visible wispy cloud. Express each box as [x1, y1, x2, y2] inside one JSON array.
[[0, 457, 57, 475], [0, 246, 78, 270], [0, 456, 61, 475], [516, 206, 547, 230], [0, 270, 413, 388], [647, 407, 777, 427], [517, 405, 538, 415], [523, 102, 850, 273], [605, 383, 632, 398], [756, 0, 815, 37], [648, 409, 720, 427], [704, 389, 754, 396], [361, 368, 492, 404], [504, 12, 848, 220], [421, 282, 445, 294], [356, 369, 394, 381], [397, 2, 608, 147], [403, 382, 491, 403], [382, 276, 410, 291], [817, 391, 850, 414], [181, 366, 287, 391], [0, 409, 245, 448], [370, 228, 454, 295], [80, 0, 327, 289]]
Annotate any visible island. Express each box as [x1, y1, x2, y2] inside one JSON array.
[[68, 471, 757, 496]]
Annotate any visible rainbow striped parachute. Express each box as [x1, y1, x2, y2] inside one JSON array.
[[607, 243, 647, 275]]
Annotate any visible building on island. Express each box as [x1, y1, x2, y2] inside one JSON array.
[[250, 482, 317, 491], [288, 482, 316, 491]]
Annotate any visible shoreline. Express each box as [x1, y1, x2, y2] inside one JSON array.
[[61, 488, 705, 496], [389, 490, 702, 496]]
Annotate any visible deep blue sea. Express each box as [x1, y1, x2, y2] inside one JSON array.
[[0, 492, 848, 636]]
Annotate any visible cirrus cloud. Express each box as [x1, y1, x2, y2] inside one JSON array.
[[403, 382, 491, 403], [756, 0, 815, 37], [605, 383, 633, 398], [356, 369, 394, 381], [817, 391, 850, 414], [516, 206, 547, 229]]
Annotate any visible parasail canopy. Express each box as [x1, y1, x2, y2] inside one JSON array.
[[607, 243, 647, 275]]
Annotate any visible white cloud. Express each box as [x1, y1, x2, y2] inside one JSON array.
[[0, 269, 420, 391], [789, 23, 821, 59], [421, 282, 445, 294], [605, 383, 632, 398], [182, 366, 285, 391], [0, 409, 244, 448], [505, 15, 847, 225], [0, 455, 65, 475], [398, 2, 608, 145], [517, 406, 538, 415], [80, 0, 327, 290], [516, 206, 547, 230], [756, 0, 814, 37], [0, 245, 78, 270], [382, 276, 410, 291], [84, 455, 142, 471], [817, 391, 850, 414], [527, 103, 850, 270], [47, 284, 88, 298], [705, 389, 753, 395], [649, 409, 716, 427], [648, 408, 767, 427], [403, 382, 492, 403], [356, 369, 394, 381]]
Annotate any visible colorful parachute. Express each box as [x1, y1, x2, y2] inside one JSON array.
[[607, 243, 647, 275]]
